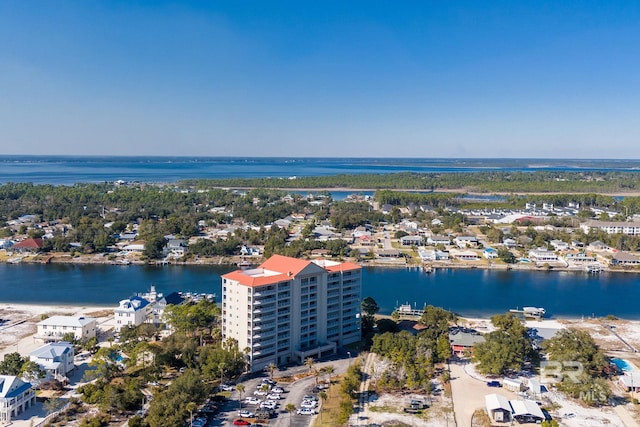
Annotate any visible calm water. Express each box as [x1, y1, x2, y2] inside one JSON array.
[[2, 156, 640, 185], [2, 263, 639, 319]]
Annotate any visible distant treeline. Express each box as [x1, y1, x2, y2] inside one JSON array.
[[183, 171, 640, 193]]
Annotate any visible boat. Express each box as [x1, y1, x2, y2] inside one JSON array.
[[509, 306, 546, 319], [238, 260, 252, 270]]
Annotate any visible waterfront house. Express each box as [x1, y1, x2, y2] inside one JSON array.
[[400, 235, 423, 246], [240, 245, 261, 256], [114, 296, 151, 332], [11, 237, 43, 253], [451, 250, 479, 261], [562, 252, 598, 266], [377, 249, 401, 258], [163, 239, 187, 258], [36, 316, 97, 342], [483, 248, 498, 259], [449, 331, 485, 355], [418, 249, 450, 261], [485, 394, 511, 423], [611, 252, 640, 266], [122, 241, 145, 253], [427, 235, 450, 246], [0, 375, 36, 424], [528, 248, 558, 263], [29, 342, 75, 380]]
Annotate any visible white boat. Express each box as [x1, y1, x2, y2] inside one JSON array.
[[510, 306, 546, 319]]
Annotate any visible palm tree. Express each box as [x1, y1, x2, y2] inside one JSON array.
[[324, 365, 335, 384], [318, 390, 327, 421], [304, 356, 315, 374], [267, 362, 278, 379], [285, 403, 296, 426], [185, 401, 196, 427], [236, 384, 245, 409]]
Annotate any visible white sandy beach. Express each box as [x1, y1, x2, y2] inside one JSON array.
[[0, 303, 113, 358]]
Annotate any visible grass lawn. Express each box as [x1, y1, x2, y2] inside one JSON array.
[[312, 378, 348, 427]]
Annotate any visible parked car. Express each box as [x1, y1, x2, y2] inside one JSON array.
[[267, 393, 282, 400], [297, 407, 317, 415], [300, 399, 317, 408], [233, 420, 250, 426], [244, 396, 261, 405], [260, 400, 277, 410], [254, 389, 268, 396], [487, 380, 501, 387], [219, 383, 234, 391], [271, 386, 285, 393], [238, 410, 254, 418]]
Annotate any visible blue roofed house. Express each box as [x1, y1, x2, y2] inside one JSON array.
[[483, 247, 499, 259], [29, 342, 75, 381], [0, 375, 36, 424], [114, 296, 151, 332]]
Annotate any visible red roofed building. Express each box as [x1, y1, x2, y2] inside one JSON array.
[[222, 254, 362, 372], [12, 238, 44, 253]]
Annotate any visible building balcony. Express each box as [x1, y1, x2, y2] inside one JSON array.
[[254, 288, 276, 297]]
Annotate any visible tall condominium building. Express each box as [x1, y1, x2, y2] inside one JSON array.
[[221, 255, 362, 373]]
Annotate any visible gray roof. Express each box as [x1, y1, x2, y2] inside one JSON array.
[[450, 331, 485, 347], [30, 342, 73, 360]]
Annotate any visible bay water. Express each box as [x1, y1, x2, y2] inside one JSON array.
[[2, 263, 639, 319]]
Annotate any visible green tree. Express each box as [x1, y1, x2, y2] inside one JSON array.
[[472, 313, 535, 376], [285, 403, 296, 427], [0, 352, 25, 376], [236, 384, 245, 409], [318, 390, 327, 420], [143, 235, 166, 260]]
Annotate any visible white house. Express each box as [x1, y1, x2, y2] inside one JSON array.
[[163, 239, 187, 258], [122, 241, 145, 253], [549, 239, 569, 251], [29, 342, 75, 380], [36, 316, 97, 342], [427, 235, 450, 246], [528, 248, 558, 263], [400, 235, 423, 246], [483, 248, 498, 259], [0, 375, 36, 424], [114, 296, 151, 332], [451, 250, 479, 261], [454, 235, 478, 248]]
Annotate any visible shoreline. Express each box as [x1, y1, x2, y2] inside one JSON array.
[[2, 251, 637, 275]]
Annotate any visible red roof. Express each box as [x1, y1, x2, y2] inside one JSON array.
[[222, 255, 361, 287], [13, 237, 43, 249], [259, 254, 312, 276]]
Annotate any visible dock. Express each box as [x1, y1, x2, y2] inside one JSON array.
[[393, 303, 426, 318]]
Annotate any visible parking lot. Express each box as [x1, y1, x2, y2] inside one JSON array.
[[208, 357, 350, 427]]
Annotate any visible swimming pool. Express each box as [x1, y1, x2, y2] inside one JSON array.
[[612, 358, 634, 372]]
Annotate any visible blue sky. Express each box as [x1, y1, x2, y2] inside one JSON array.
[[1, 1, 639, 158]]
